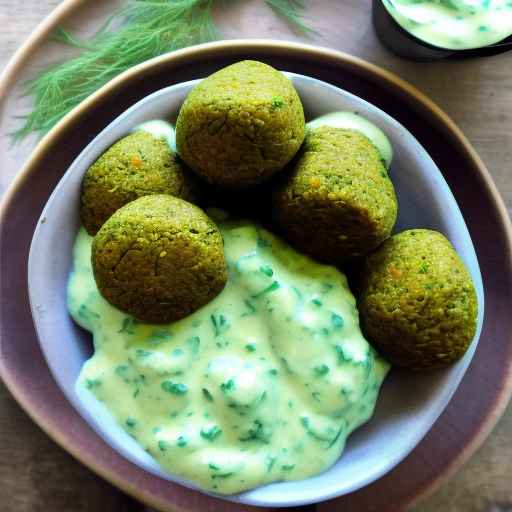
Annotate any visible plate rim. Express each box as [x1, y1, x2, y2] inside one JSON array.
[[1, 38, 512, 512], [25, 72, 485, 507]]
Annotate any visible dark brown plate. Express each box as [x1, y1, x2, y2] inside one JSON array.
[[1, 41, 511, 512]]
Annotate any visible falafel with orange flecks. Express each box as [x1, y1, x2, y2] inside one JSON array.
[[81, 131, 200, 235], [176, 60, 305, 188], [272, 126, 397, 265], [92, 194, 227, 324], [358, 229, 478, 370]]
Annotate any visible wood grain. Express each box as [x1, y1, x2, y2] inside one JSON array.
[[0, 1, 511, 511]]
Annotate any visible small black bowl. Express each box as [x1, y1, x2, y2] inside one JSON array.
[[372, 0, 512, 61]]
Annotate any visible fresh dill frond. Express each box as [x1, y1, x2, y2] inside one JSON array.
[[13, 0, 220, 141], [265, 0, 314, 34], [13, 0, 312, 141]]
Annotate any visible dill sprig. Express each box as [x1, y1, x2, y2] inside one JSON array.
[[13, 0, 311, 141], [266, 0, 314, 34]]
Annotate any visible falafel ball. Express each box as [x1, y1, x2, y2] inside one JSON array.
[[272, 126, 397, 264], [176, 60, 305, 188], [358, 229, 478, 370], [92, 194, 227, 324], [81, 131, 199, 235]]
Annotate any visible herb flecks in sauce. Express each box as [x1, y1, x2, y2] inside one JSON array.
[[70, 222, 389, 495]]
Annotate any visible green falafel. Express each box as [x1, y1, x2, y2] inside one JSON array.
[[176, 60, 305, 188], [272, 126, 397, 265], [358, 229, 478, 370], [92, 195, 227, 324], [81, 131, 199, 235]]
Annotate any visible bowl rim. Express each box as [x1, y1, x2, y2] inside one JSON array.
[[25, 71, 485, 507], [1, 38, 512, 512]]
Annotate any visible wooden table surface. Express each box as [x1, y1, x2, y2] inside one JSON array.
[[1, 1, 511, 511]]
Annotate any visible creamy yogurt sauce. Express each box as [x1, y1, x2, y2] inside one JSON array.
[[307, 112, 393, 169], [133, 120, 177, 151], [382, 0, 512, 50], [69, 220, 389, 495]]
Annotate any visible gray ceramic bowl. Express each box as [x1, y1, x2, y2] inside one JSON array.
[[27, 72, 484, 507]]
